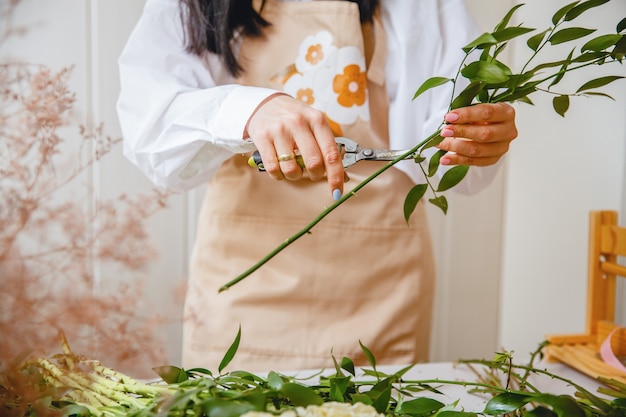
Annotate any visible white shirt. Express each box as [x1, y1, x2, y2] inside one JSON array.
[[117, 0, 502, 192]]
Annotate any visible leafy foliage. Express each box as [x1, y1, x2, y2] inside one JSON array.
[[10, 337, 626, 417], [406, 0, 625, 219]]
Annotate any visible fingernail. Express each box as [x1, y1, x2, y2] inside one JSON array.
[[440, 157, 451, 165], [333, 189, 342, 201], [444, 112, 459, 123], [441, 128, 454, 137]]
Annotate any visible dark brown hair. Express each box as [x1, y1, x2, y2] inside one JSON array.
[[179, 0, 379, 77]]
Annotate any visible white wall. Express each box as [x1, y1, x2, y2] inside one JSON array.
[[427, 0, 514, 362], [499, 0, 626, 356], [1, 0, 190, 369], [3, 0, 624, 369]]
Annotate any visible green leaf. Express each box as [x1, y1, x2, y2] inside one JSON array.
[[576, 75, 624, 92], [267, 371, 284, 390], [439, 412, 479, 417], [517, 95, 534, 105], [392, 363, 416, 379], [613, 397, 626, 409], [549, 48, 574, 88], [450, 82, 483, 109], [478, 88, 490, 103], [531, 58, 573, 72], [331, 350, 344, 376], [437, 165, 469, 192], [369, 379, 393, 413], [240, 392, 268, 411], [404, 184, 428, 223], [492, 43, 508, 59], [527, 29, 550, 51], [582, 91, 615, 100], [494, 4, 525, 31], [571, 51, 609, 63], [341, 356, 355, 376], [413, 77, 452, 100], [552, 1, 580, 25], [492, 26, 536, 43], [506, 72, 536, 89], [484, 392, 532, 415], [428, 149, 447, 177], [549, 27, 596, 45], [281, 383, 324, 406], [532, 394, 586, 417], [202, 398, 258, 417], [396, 397, 445, 417], [618, 17, 626, 33], [565, 0, 610, 21], [553, 95, 570, 117], [524, 406, 558, 417], [462, 32, 499, 53], [613, 35, 626, 57], [581, 34, 622, 51], [428, 195, 448, 215], [461, 60, 512, 84], [359, 340, 376, 368], [218, 325, 241, 373], [228, 370, 264, 383], [422, 135, 444, 151], [329, 376, 351, 402], [492, 81, 540, 103], [152, 365, 189, 384], [351, 394, 373, 405]]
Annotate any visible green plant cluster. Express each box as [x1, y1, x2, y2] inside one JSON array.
[[405, 0, 625, 220], [6, 330, 626, 417]]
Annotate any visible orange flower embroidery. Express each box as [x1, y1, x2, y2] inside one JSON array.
[[306, 44, 324, 65], [296, 88, 315, 106], [333, 64, 367, 107]]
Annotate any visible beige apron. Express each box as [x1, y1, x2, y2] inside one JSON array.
[[183, 0, 436, 372]]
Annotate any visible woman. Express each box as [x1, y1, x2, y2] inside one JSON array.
[[117, 0, 517, 372]]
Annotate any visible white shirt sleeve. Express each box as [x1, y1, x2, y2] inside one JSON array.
[[117, 0, 279, 191]]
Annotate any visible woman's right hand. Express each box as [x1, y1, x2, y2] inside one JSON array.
[[244, 94, 345, 200]]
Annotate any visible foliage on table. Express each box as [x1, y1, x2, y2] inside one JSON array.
[[4, 329, 626, 417]]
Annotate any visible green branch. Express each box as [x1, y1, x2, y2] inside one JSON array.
[[221, 1, 625, 291], [219, 130, 442, 291]]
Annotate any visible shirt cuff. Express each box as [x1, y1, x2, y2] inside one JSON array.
[[212, 85, 284, 140]]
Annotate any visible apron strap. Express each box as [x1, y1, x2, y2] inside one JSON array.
[[366, 12, 387, 86]]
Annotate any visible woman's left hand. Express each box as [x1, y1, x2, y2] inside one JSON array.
[[437, 102, 518, 167]]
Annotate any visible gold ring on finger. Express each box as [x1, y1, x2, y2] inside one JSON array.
[[277, 151, 296, 162]]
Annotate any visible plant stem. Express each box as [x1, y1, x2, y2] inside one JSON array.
[[219, 130, 443, 292]]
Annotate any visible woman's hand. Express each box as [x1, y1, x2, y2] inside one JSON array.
[[245, 94, 345, 200], [437, 102, 518, 166]]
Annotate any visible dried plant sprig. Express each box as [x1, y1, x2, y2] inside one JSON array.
[[221, 0, 626, 291], [0, 1, 172, 378]]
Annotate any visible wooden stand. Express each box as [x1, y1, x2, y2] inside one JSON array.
[[546, 210, 626, 384]]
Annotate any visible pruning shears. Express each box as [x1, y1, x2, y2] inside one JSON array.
[[248, 137, 417, 171]]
